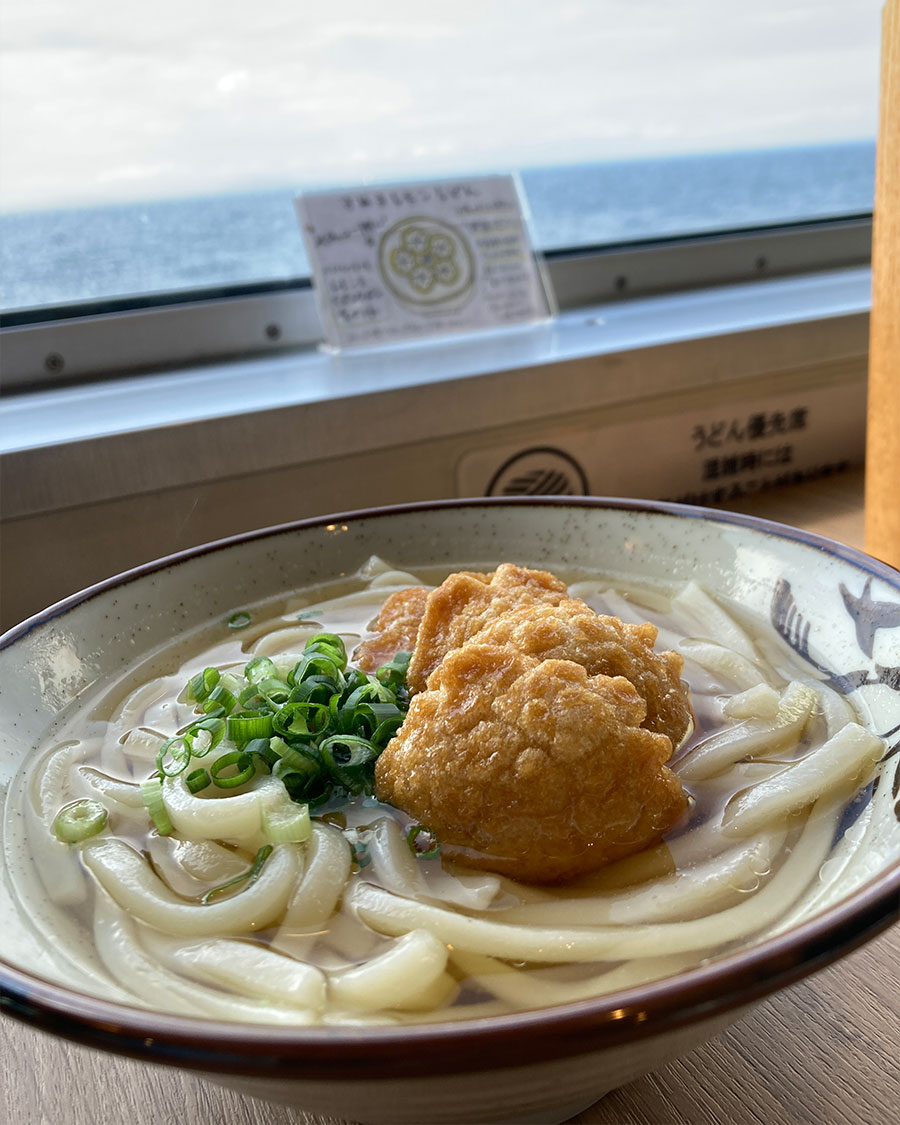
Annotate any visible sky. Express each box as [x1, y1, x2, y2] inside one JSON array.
[[0, 0, 885, 212]]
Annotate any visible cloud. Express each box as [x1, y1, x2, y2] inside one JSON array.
[[0, 0, 883, 210], [95, 162, 173, 184], [216, 70, 251, 96]]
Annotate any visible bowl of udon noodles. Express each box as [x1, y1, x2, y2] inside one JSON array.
[[1, 497, 898, 1125]]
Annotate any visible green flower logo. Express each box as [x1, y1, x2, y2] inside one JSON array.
[[378, 216, 475, 309], [389, 226, 460, 294]]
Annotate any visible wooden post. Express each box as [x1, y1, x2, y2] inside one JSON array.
[[866, 0, 900, 566]]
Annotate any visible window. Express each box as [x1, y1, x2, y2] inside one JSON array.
[[0, 1, 882, 319]]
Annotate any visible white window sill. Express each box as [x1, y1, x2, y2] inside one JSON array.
[[0, 267, 870, 521]]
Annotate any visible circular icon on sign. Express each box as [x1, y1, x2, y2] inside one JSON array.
[[378, 216, 476, 310], [486, 447, 590, 497]]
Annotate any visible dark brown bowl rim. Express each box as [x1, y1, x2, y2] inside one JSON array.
[[2, 495, 899, 1081]]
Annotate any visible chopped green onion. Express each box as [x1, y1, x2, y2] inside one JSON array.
[[281, 770, 332, 808], [371, 715, 405, 747], [186, 768, 211, 794], [240, 675, 291, 709], [140, 777, 174, 836], [52, 799, 109, 844], [210, 750, 256, 789], [187, 666, 220, 703], [183, 716, 227, 757], [244, 736, 279, 769], [156, 716, 227, 776], [261, 799, 311, 843], [288, 651, 345, 687], [237, 683, 263, 708], [366, 701, 404, 723], [201, 683, 239, 717], [155, 735, 193, 778], [377, 651, 412, 689], [406, 824, 440, 859], [320, 734, 379, 772], [271, 737, 321, 777], [288, 675, 337, 706], [327, 690, 346, 728], [202, 844, 273, 904], [226, 712, 274, 745], [319, 735, 379, 793], [227, 611, 252, 630], [343, 681, 394, 710], [273, 701, 330, 739], [165, 621, 411, 823], [305, 633, 348, 668], [244, 655, 277, 683]]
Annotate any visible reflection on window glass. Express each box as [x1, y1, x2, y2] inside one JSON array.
[[0, 1, 882, 312]]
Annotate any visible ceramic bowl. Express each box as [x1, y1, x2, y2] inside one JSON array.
[[1, 498, 898, 1125]]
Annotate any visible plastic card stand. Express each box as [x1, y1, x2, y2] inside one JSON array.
[[296, 174, 554, 351]]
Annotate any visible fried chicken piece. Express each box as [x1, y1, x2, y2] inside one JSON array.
[[353, 587, 431, 672], [375, 644, 688, 883], [471, 600, 692, 747], [406, 564, 570, 693]]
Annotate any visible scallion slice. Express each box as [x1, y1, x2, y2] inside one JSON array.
[[320, 734, 379, 773], [270, 737, 321, 777], [261, 799, 311, 843], [406, 824, 440, 859], [377, 651, 412, 690], [186, 768, 211, 794], [155, 735, 192, 778], [288, 675, 337, 706], [186, 666, 220, 703], [371, 715, 405, 748], [288, 651, 345, 687], [244, 736, 279, 769], [140, 777, 174, 836], [319, 735, 379, 793], [52, 799, 109, 844], [244, 655, 277, 684], [272, 701, 330, 739], [241, 675, 290, 709], [341, 685, 392, 716], [227, 611, 252, 630], [305, 632, 347, 666], [210, 750, 256, 789], [183, 716, 227, 758], [202, 682, 239, 717], [226, 712, 274, 745], [341, 667, 369, 694]]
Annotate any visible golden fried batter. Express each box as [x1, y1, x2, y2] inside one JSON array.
[[406, 564, 569, 693], [375, 644, 687, 883], [471, 600, 692, 747], [354, 586, 430, 672]]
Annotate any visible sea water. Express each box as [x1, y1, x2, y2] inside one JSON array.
[[0, 142, 875, 313]]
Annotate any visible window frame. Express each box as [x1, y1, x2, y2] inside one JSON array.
[[0, 214, 872, 393]]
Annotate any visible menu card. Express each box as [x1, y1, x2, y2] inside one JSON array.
[[296, 175, 552, 349]]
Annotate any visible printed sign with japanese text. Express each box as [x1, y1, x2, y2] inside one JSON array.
[[296, 175, 551, 349], [456, 381, 865, 503]]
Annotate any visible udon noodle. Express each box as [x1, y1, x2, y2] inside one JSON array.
[[5, 558, 885, 1026]]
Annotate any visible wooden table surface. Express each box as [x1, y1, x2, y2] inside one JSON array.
[[2, 466, 898, 1125]]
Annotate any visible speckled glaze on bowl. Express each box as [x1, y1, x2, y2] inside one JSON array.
[[1, 498, 899, 1125]]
